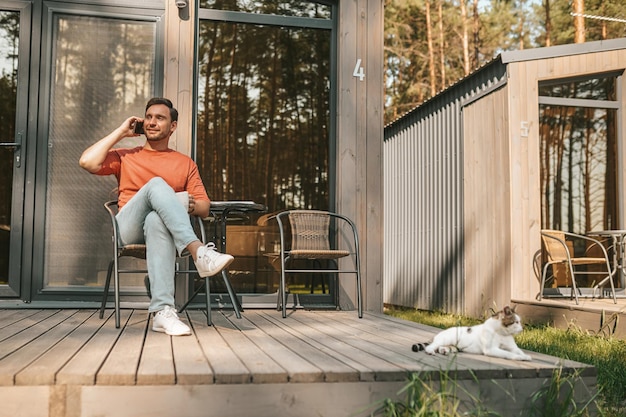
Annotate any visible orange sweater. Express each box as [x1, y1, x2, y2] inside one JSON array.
[[96, 146, 209, 209]]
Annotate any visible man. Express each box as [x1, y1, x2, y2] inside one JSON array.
[[79, 97, 233, 336]]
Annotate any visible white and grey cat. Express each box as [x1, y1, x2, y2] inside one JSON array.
[[412, 305, 532, 361]]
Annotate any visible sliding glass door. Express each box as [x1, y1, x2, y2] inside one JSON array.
[[196, 1, 337, 304], [0, 2, 30, 297]]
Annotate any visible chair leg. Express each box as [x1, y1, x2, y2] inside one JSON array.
[[566, 263, 579, 305], [204, 276, 212, 326], [318, 260, 328, 294], [100, 260, 114, 319], [356, 271, 363, 319], [610, 272, 617, 304], [178, 279, 205, 314], [221, 270, 242, 319], [281, 269, 287, 318], [144, 275, 151, 298], [178, 273, 238, 325], [308, 260, 326, 294], [538, 264, 548, 301], [113, 261, 121, 328], [597, 270, 618, 304]]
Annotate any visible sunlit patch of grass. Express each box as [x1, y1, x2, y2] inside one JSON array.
[[385, 307, 482, 329]]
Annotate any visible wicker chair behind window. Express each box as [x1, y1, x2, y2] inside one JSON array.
[[539, 229, 616, 304], [274, 210, 362, 318]]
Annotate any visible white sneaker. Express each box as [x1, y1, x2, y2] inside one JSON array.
[[195, 243, 234, 277], [152, 306, 191, 336]]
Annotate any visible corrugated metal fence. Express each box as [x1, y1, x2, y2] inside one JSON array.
[[383, 61, 508, 314]]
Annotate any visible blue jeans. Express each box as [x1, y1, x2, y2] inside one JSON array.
[[116, 177, 199, 312]]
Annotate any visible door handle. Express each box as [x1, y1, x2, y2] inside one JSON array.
[[1, 132, 22, 167]]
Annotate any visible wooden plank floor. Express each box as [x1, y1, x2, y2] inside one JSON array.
[[0, 308, 597, 417], [515, 293, 626, 338]]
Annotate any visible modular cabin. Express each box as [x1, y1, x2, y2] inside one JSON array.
[[384, 38, 626, 317]]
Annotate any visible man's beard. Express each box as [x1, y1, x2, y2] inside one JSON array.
[[146, 131, 168, 142]]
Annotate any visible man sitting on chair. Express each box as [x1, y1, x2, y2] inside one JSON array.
[[79, 97, 233, 336]]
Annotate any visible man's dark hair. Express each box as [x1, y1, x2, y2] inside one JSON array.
[[146, 97, 178, 122]]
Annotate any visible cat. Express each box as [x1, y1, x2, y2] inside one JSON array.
[[412, 305, 532, 361]]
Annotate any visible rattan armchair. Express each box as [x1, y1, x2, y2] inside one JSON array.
[[539, 229, 616, 304], [273, 210, 363, 318]]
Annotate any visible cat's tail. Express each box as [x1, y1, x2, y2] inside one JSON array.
[[411, 342, 430, 352]]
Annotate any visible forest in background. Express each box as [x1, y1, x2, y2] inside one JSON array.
[[384, 0, 626, 125]]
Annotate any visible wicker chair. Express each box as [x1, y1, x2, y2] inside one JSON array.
[[539, 229, 616, 304], [273, 210, 363, 318]]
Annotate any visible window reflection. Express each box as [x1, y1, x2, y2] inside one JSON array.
[[196, 20, 331, 211], [539, 75, 619, 234], [44, 14, 156, 287], [0, 10, 19, 286], [196, 10, 333, 298], [199, 0, 331, 19], [538, 75, 617, 101]]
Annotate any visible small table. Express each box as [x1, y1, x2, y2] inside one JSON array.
[[210, 201, 268, 313], [209, 201, 268, 253], [586, 229, 626, 289]]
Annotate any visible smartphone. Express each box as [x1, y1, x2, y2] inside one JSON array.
[[134, 121, 144, 134]]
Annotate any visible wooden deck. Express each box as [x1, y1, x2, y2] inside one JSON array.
[[514, 291, 626, 338], [0, 308, 597, 417]]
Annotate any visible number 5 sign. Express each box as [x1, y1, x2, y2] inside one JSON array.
[[353, 59, 365, 81]]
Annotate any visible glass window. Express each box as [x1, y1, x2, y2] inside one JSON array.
[[539, 75, 619, 234], [199, 0, 331, 19], [196, 20, 331, 211], [538, 75, 617, 101], [0, 10, 19, 286], [196, 5, 333, 298], [44, 14, 157, 288]]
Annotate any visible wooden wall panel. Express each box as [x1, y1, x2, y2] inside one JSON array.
[[336, 0, 360, 312], [463, 88, 511, 317], [506, 59, 541, 303], [164, 2, 195, 156], [364, 0, 385, 312], [336, 0, 384, 313]]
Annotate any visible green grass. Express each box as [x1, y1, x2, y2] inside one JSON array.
[[385, 307, 626, 416], [369, 365, 597, 417], [369, 370, 496, 417], [386, 308, 483, 329]]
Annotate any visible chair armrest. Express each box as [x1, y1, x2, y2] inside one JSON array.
[[561, 231, 612, 261]]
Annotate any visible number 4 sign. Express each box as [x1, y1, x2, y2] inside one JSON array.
[[353, 59, 365, 81]]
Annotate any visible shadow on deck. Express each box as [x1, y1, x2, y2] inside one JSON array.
[[0, 308, 596, 417]]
